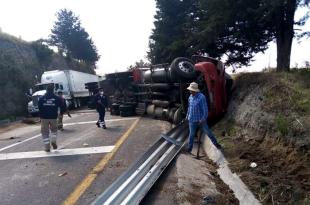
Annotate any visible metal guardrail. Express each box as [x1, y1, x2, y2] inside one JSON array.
[[91, 122, 188, 205]]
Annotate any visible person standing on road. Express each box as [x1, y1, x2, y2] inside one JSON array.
[[57, 90, 71, 131], [186, 82, 221, 153], [96, 88, 108, 129], [38, 84, 64, 152]]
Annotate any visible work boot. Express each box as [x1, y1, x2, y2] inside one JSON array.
[[51, 141, 58, 149], [44, 144, 50, 152]]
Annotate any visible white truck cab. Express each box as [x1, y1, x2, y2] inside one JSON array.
[[27, 70, 99, 116]]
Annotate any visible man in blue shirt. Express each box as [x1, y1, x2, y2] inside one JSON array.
[[38, 84, 64, 152], [186, 82, 221, 152]]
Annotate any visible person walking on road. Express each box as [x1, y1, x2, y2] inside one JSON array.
[[38, 84, 64, 152], [96, 88, 108, 129], [186, 82, 221, 153], [57, 90, 71, 131]]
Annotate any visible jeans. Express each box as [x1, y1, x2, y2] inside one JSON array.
[[97, 109, 106, 127], [188, 121, 219, 152]]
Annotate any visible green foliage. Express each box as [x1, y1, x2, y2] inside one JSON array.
[[149, 0, 309, 69], [49, 9, 100, 65], [0, 50, 33, 118], [148, 0, 196, 64], [30, 39, 53, 65], [275, 115, 289, 136], [127, 59, 151, 70]]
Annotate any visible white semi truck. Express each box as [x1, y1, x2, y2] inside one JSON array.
[[27, 70, 99, 116]]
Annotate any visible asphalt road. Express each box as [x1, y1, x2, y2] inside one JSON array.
[[0, 109, 172, 205]]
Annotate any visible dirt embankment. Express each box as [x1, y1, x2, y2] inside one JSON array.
[[213, 70, 310, 205]]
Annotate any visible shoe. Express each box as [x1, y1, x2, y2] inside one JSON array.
[[215, 143, 222, 150], [96, 122, 100, 128], [44, 144, 50, 152], [51, 142, 58, 149], [103, 125, 107, 129]]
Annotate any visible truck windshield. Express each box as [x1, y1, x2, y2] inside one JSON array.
[[34, 83, 54, 92]]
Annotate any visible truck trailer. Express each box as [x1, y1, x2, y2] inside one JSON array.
[[28, 70, 99, 116], [89, 56, 233, 124]]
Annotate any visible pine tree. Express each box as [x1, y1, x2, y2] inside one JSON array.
[[49, 9, 99, 65]]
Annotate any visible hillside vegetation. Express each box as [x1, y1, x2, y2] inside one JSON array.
[[213, 69, 310, 205], [0, 32, 94, 120]]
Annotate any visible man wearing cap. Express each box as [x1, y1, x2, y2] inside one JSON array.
[[186, 82, 221, 152], [38, 84, 64, 152], [96, 88, 108, 129]]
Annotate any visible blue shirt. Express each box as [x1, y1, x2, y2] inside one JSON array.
[[186, 92, 208, 122], [96, 94, 108, 110], [38, 93, 63, 119]]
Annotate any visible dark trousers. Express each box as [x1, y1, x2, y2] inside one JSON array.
[[97, 109, 105, 127]]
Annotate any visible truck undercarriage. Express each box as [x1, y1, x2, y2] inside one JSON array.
[[86, 56, 233, 124]]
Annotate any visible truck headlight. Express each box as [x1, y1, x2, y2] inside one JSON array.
[[28, 101, 33, 108]]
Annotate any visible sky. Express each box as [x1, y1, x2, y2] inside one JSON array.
[[0, 0, 309, 75]]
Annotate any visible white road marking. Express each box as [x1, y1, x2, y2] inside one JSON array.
[[0, 134, 41, 152], [63, 118, 138, 126], [0, 118, 137, 152], [0, 146, 115, 160]]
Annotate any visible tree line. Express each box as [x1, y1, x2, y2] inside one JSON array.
[[31, 9, 100, 72], [148, 0, 310, 71]]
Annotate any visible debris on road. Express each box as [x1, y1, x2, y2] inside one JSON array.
[[58, 172, 67, 177], [250, 162, 257, 168]]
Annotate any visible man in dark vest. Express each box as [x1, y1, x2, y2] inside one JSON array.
[[96, 88, 108, 129], [38, 84, 64, 152]]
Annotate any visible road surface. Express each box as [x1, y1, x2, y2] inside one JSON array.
[[0, 109, 171, 205]]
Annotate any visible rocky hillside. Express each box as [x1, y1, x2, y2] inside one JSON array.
[[213, 70, 310, 205], [0, 32, 94, 120]]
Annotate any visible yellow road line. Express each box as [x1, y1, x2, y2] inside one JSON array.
[[62, 118, 140, 205]]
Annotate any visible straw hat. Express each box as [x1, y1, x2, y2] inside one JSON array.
[[187, 82, 200, 92]]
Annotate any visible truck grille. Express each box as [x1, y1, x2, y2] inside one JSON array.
[[32, 96, 39, 106]]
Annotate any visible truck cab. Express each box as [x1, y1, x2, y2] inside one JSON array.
[[27, 82, 68, 116], [27, 70, 99, 116]]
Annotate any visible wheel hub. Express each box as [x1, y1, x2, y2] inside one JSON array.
[[178, 61, 193, 73]]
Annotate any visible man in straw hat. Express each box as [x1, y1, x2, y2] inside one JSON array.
[[186, 82, 222, 153]]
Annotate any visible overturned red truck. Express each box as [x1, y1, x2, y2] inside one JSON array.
[[86, 56, 233, 124]]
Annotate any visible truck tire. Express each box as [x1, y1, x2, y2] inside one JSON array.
[[76, 99, 81, 108], [70, 99, 78, 109], [170, 57, 197, 79], [119, 104, 135, 117], [111, 103, 120, 115]]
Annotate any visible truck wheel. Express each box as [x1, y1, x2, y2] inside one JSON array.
[[72, 99, 78, 109], [77, 99, 81, 108], [170, 57, 197, 79]]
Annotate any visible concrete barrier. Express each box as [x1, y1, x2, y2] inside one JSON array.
[[202, 134, 261, 205]]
